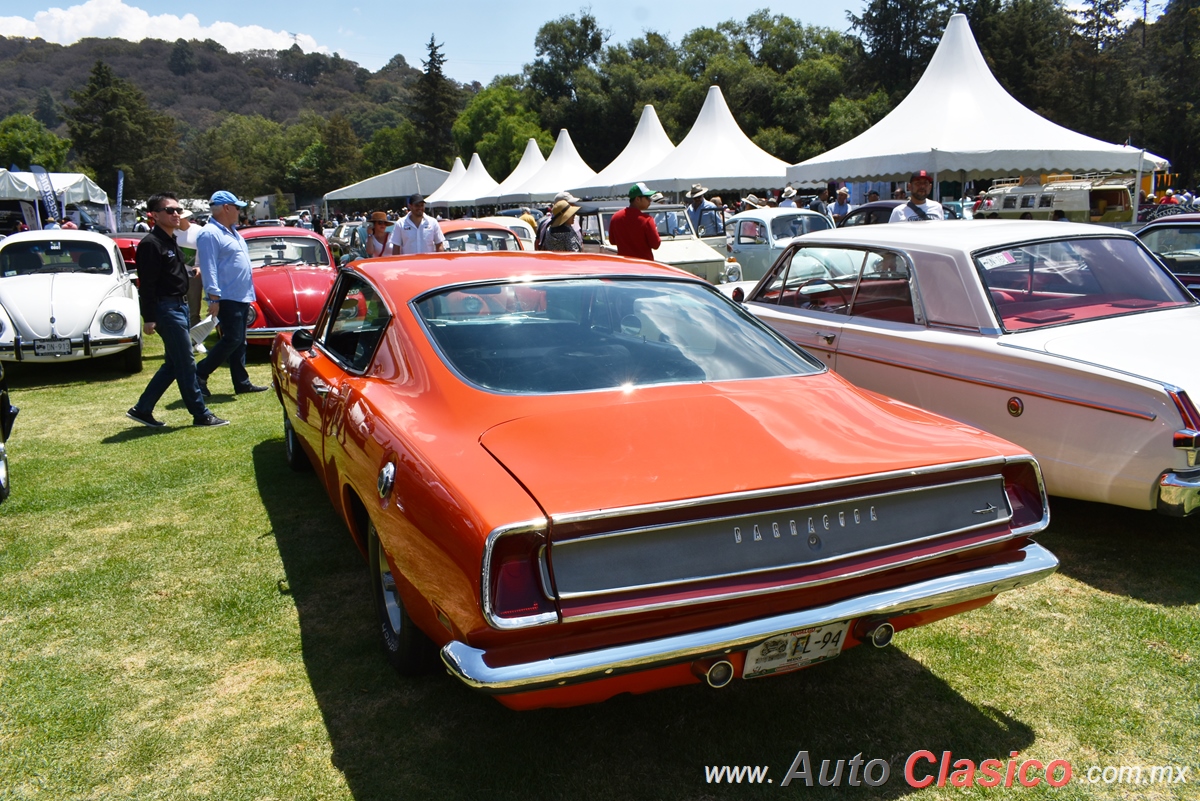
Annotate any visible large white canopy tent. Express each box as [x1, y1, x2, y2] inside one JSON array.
[[639, 86, 790, 193], [476, 139, 547, 206], [571, 105, 676, 198], [323, 163, 449, 203], [435, 153, 500, 207], [3, 170, 110, 204], [787, 14, 1168, 187], [496, 129, 597, 205], [425, 157, 466, 208]]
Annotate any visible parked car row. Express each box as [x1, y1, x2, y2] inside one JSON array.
[[10, 211, 1196, 712]]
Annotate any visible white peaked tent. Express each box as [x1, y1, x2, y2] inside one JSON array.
[[476, 139, 547, 205], [425, 157, 467, 208], [787, 14, 1168, 184], [496, 129, 597, 204], [572, 105, 676, 198], [640, 86, 790, 192], [436, 153, 501, 207], [324, 163, 449, 202]]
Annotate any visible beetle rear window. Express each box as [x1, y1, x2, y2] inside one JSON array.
[[0, 240, 114, 277], [415, 278, 822, 393]]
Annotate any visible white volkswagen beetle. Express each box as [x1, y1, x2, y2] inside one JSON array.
[[0, 230, 142, 372]]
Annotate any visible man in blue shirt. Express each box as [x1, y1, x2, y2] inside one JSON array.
[[194, 190, 268, 396]]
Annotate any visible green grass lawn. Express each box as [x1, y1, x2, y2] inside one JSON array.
[[0, 337, 1197, 800]]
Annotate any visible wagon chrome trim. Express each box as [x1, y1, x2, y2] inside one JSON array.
[[441, 542, 1059, 694]]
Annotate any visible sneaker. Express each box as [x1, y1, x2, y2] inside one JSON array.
[[234, 383, 269, 394], [193, 342, 207, 354], [126, 407, 165, 428], [197, 375, 211, 398], [193, 412, 229, 427]]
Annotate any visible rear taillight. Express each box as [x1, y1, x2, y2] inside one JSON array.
[[1168, 389, 1200, 430], [1002, 459, 1048, 532], [485, 530, 557, 629]]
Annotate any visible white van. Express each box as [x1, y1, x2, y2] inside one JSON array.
[[977, 174, 1133, 223]]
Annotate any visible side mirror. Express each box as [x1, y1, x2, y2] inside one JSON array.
[[292, 329, 315, 351]]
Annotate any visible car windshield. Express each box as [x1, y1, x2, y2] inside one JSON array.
[[444, 229, 522, 252], [246, 236, 329, 267], [0, 239, 115, 277], [1139, 225, 1200, 275], [976, 237, 1193, 331], [770, 214, 832, 241], [416, 278, 821, 393]]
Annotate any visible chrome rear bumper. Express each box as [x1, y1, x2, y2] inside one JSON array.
[[441, 541, 1058, 694], [1158, 469, 1200, 517]]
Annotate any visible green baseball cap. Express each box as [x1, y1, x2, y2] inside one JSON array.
[[628, 182, 657, 199]]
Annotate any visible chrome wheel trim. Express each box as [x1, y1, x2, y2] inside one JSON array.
[[375, 534, 404, 634]]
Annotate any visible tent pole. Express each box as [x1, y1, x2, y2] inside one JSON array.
[[1133, 150, 1145, 218]]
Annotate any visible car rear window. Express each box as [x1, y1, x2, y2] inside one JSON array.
[[976, 237, 1193, 331], [0, 239, 114, 277], [415, 278, 822, 393], [246, 236, 329, 267]]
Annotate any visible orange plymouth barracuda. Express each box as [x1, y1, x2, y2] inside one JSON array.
[[270, 251, 1058, 709]]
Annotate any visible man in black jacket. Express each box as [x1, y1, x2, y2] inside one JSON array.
[[127, 192, 228, 428]]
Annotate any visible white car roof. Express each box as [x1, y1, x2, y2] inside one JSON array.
[[0, 229, 117, 248], [799, 219, 1136, 253]]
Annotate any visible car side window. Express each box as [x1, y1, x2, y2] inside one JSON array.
[[737, 220, 765, 245], [319, 274, 392, 372], [850, 252, 916, 323], [751, 246, 866, 314]]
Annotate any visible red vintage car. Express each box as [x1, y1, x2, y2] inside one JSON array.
[[242, 226, 338, 346], [270, 251, 1057, 710]]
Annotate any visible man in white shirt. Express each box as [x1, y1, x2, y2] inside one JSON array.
[[890, 170, 945, 222], [830, 187, 853, 223], [779, 186, 798, 207], [389, 194, 446, 255]]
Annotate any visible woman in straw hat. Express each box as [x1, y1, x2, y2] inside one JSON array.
[[541, 199, 583, 252]]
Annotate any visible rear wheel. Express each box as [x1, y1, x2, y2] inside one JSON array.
[[368, 519, 434, 675], [283, 414, 310, 472]]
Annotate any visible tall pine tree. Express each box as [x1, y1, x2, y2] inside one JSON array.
[[411, 36, 461, 169]]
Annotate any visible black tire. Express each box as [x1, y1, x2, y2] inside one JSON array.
[[283, 414, 311, 472], [122, 337, 143, 373], [368, 519, 434, 675]]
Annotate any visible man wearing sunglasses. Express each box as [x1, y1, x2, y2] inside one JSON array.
[[127, 192, 228, 428]]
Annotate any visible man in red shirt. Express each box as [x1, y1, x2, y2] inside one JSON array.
[[608, 182, 661, 261]]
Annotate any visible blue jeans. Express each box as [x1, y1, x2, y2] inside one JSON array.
[[134, 299, 208, 419], [196, 300, 251, 390]]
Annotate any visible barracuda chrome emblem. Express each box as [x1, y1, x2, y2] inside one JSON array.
[[733, 506, 878, 543], [973, 503, 1000, 515]]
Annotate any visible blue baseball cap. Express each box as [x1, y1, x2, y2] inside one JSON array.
[[209, 190, 248, 207]]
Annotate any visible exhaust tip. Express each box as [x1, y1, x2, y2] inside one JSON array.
[[692, 658, 735, 688], [866, 622, 895, 649]]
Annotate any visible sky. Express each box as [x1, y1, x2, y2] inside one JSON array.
[[0, 0, 867, 85]]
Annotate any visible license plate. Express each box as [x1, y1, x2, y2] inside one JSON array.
[[743, 621, 849, 679], [34, 338, 71, 356]]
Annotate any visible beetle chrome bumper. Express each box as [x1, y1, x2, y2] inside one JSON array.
[[1157, 469, 1200, 517], [0, 334, 139, 360], [441, 542, 1058, 694]]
